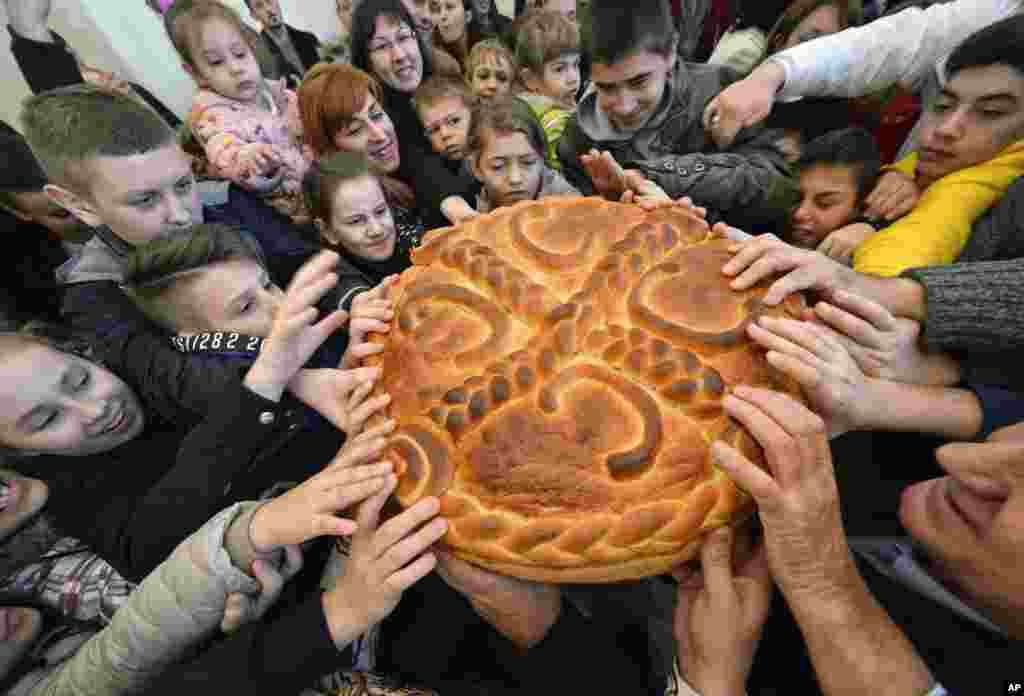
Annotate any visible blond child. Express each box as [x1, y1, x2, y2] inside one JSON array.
[[171, 1, 311, 221], [465, 39, 517, 103], [514, 10, 581, 170]]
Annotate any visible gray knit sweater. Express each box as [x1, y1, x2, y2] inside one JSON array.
[[904, 177, 1024, 387]]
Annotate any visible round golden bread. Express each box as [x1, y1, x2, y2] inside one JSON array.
[[367, 197, 805, 583]]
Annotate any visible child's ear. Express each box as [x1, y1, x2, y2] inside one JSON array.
[[44, 184, 101, 229], [313, 217, 335, 244]]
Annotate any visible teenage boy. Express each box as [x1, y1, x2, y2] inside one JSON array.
[[20, 84, 322, 424], [557, 0, 799, 232]]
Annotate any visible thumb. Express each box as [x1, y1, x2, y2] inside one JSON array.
[[220, 593, 252, 633], [699, 526, 735, 595]]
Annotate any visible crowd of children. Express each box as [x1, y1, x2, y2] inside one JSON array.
[[0, 0, 1023, 694]]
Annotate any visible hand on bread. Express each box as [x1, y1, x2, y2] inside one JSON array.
[[436, 553, 562, 650], [712, 387, 859, 607], [672, 528, 772, 696], [321, 486, 446, 648], [342, 275, 397, 369]]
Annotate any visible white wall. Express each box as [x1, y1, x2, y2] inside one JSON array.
[[1, 0, 514, 131]]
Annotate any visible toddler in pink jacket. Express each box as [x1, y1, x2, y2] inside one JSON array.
[[172, 0, 311, 221]]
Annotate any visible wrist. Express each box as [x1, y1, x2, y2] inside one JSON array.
[[248, 502, 278, 554], [755, 59, 786, 94], [243, 359, 288, 402], [321, 589, 370, 650]]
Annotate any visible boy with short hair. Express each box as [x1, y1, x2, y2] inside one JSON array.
[[557, 0, 799, 231], [787, 127, 881, 255], [19, 84, 322, 423], [412, 75, 482, 223]]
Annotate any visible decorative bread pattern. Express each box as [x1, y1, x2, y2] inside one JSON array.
[[367, 197, 805, 583]]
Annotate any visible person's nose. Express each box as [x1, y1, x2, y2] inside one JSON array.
[[792, 199, 813, 224], [165, 191, 194, 227], [507, 162, 524, 186], [75, 397, 112, 429], [367, 119, 389, 143], [935, 108, 968, 140]]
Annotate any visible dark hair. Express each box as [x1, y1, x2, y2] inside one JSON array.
[[21, 85, 177, 194], [0, 130, 49, 211], [945, 13, 1024, 81], [584, 0, 675, 67], [351, 0, 435, 87], [795, 127, 881, 202], [468, 95, 547, 159], [303, 151, 374, 225]]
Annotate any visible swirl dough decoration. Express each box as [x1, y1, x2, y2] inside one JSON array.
[[365, 197, 806, 583]]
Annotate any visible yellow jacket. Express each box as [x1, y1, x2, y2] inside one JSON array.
[[853, 139, 1024, 277]]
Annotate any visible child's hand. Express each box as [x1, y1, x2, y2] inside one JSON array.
[[580, 149, 627, 197], [746, 315, 874, 438], [441, 196, 480, 224], [245, 251, 348, 401], [248, 431, 396, 552], [288, 366, 392, 438], [220, 546, 303, 633], [864, 170, 919, 221], [815, 223, 877, 265], [238, 143, 281, 179], [321, 483, 446, 647], [673, 528, 772, 696], [341, 276, 397, 368]]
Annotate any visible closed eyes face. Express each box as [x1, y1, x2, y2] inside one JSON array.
[[917, 64, 1024, 186], [781, 4, 842, 50], [332, 94, 401, 175], [324, 176, 397, 261], [790, 164, 861, 248], [0, 343, 145, 457], [471, 130, 544, 209], [420, 96, 473, 160], [470, 57, 513, 100], [192, 19, 263, 105], [168, 258, 283, 338]]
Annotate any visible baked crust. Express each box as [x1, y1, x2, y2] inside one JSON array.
[[365, 197, 805, 582]]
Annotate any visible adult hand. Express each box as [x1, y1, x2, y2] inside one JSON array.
[[747, 315, 874, 438], [288, 366, 389, 438], [220, 546, 303, 633], [816, 223, 877, 265], [864, 170, 920, 221], [722, 233, 857, 306], [245, 251, 349, 401], [713, 388, 860, 603], [342, 276, 397, 368], [436, 552, 562, 650], [580, 149, 628, 197], [702, 61, 785, 148], [248, 431, 396, 552], [673, 528, 772, 696], [322, 485, 446, 646], [810, 290, 960, 386]]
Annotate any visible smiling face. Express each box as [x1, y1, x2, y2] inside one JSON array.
[[161, 258, 283, 337], [591, 49, 673, 132], [190, 18, 264, 105], [471, 129, 544, 209], [916, 64, 1024, 188], [790, 163, 861, 248], [420, 96, 473, 160], [402, 0, 435, 37], [48, 143, 202, 247], [470, 55, 514, 101], [332, 94, 402, 175], [322, 175, 397, 261], [780, 3, 842, 51], [433, 0, 470, 45], [367, 15, 424, 93], [899, 422, 1024, 639], [0, 341, 145, 457]]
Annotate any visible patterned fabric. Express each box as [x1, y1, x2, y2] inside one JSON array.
[[190, 79, 312, 221], [305, 672, 439, 696]]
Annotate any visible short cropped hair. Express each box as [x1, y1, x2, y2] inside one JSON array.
[[515, 10, 580, 74], [169, 0, 250, 68], [466, 39, 517, 82], [123, 223, 264, 331], [412, 75, 477, 116], [299, 63, 384, 156], [0, 130, 48, 211], [303, 150, 374, 225], [20, 84, 177, 194], [584, 0, 675, 67], [795, 127, 881, 202], [945, 13, 1024, 81], [468, 95, 547, 159]]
